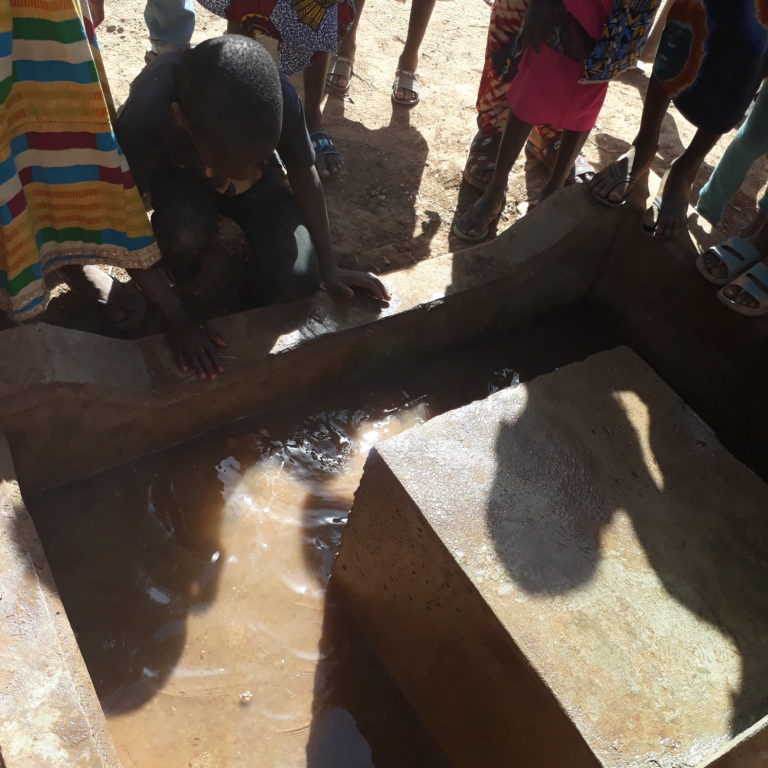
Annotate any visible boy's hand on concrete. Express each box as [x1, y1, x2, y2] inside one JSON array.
[[323, 268, 391, 302], [166, 317, 228, 381]]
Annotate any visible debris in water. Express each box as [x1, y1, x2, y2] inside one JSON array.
[[239, 691, 253, 704]]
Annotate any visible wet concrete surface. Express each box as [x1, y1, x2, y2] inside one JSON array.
[[335, 347, 768, 768], [25, 305, 614, 767]]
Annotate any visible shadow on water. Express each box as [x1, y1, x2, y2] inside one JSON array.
[[24, 443, 229, 715], [18, 301, 616, 765], [486, 366, 768, 738]]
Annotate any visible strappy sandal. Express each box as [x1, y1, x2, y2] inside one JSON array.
[[463, 132, 501, 191], [453, 196, 506, 243], [718, 258, 768, 317], [326, 55, 354, 96], [572, 152, 595, 185], [392, 69, 420, 107], [592, 161, 637, 208], [696, 236, 764, 286]]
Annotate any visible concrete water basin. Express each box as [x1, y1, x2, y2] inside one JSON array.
[[0, 185, 766, 766]]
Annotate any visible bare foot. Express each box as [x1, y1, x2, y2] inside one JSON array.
[[592, 143, 654, 206], [641, 164, 692, 239]]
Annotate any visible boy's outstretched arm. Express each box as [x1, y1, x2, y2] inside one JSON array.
[[129, 266, 227, 380], [287, 165, 391, 302]]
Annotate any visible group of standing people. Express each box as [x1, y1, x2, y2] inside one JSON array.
[[453, 0, 768, 318], [1, 0, 768, 388]]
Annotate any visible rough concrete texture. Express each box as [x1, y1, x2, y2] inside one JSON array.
[[334, 347, 768, 768], [0, 433, 118, 767], [0, 185, 610, 491], [591, 173, 768, 479]]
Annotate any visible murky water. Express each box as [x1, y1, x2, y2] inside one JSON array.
[[28, 307, 614, 768]]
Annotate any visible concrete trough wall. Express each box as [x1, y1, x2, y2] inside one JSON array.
[[0, 184, 766, 767]]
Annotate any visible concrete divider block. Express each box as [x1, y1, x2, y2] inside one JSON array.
[[334, 347, 768, 768]]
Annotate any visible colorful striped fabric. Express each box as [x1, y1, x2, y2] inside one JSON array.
[[0, 0, 159, 321]]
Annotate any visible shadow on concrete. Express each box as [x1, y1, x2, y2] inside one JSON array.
[[486, 367, 768, 737]]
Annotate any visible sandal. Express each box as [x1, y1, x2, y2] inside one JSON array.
[[463, 132, 501, 191], [696, 236, 764, 286], [718, 258, 768, 317], [392, 69, 420, 107], [592, 160, 637, 208], [453, 196, 506, 243], [524, 129, 594, 186], [326, 55, 354, 96], [310, 130, 341, 179], [572, 152, 595, 185]]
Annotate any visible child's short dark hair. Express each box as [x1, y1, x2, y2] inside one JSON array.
[[177, 36, 283, 159]]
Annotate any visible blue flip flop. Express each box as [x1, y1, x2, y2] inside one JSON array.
[[310, 130, 339, 161], [696, 236, 764, 286]]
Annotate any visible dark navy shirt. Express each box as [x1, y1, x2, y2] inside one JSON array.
[[116, 49, 315, 194]]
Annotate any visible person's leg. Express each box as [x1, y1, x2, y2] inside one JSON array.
[[538, 129, 591, 200], [642, 128, 720, 238], [150, 172, 219, 281], [454, 111, 531, 240], [393, 0, 437, 104], [639, 0, 673, 65], [464, 0, 525, 190], [331, 0, 365, 90], [303, 52, 343, 180], [592, 73, 671, 204], [222, 170, 321, 305], [697, 81, 768, 225], [144, 0, 195, 56]]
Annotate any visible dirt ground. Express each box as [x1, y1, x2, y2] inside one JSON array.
[[27, 0, 768, 336]]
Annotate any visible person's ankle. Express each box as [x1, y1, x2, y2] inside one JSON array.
[[397, 50, 419, 72]]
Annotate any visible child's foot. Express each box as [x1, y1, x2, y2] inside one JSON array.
[[719, 257, 768, 316], [326, 55, 354, 95], [392, 51, 420, 107], [453, 194, 505, 242], [641, 163, 693, 239], [697, 236, 763, 285], [463, 132, 501, 191], [309, 129, 343, 179], [591, 143, 654, 207]]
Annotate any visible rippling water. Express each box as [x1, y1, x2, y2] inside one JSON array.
[[28, 308, 610, 767]]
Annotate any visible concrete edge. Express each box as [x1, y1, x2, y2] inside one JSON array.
[[700, 715, 768, 768], [0, 431, 119, 767], [1, 185, 618, 490]]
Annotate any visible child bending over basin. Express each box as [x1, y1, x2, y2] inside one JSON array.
[[116, 35, 389, 365]]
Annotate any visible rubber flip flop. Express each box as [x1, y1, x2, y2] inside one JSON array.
[[453, 197, 506, 243], [717, 259, 768, 317], [592, 161, 637, 208], [696, 236, 764, 286]]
